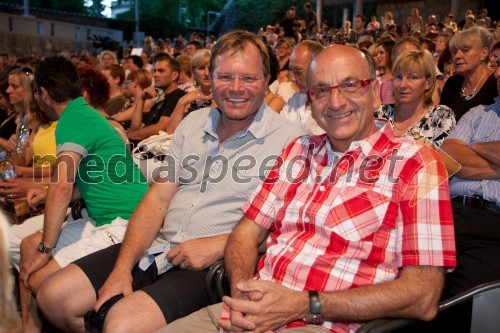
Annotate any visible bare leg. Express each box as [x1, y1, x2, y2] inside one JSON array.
[[103, 291, 166, 333], [37, 264, 97, 333], [20, 232, 62, 333]]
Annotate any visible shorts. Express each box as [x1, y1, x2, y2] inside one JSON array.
[[73, 243, 211, 323]]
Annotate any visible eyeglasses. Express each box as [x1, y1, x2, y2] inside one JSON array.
[[212, 74, 263, 86], [288, 68, 304, 80], [122, 80, 133, 87], [307, 79, 373, 102]]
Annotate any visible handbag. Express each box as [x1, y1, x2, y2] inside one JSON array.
[[132, 131, 174, 184]]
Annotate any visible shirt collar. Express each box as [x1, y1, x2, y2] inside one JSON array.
[[62, 97, 87, 114], [204, 103, 269, 140], [311, 119, 394, 158]]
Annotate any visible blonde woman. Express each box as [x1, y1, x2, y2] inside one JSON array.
[[166, 49, 214, 134], [98, 50, 118, 69]]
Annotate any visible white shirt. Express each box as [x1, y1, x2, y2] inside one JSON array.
[[280, 92, 325, 135]]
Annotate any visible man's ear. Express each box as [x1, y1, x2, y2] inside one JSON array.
[[172, 71, 180, 83], [38, 86, 49, 102]]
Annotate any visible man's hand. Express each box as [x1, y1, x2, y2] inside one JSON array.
[[26, 187, 48, 208], [166, 235, 228, 270], [219, 280, 306, 333], [140, 86, 158, 102], [94, 268, 133, 312], [20, 251, 51, 288]]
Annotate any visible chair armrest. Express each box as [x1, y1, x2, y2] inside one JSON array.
[[356, 280, 500, 333], [70, 199, 87, 220]]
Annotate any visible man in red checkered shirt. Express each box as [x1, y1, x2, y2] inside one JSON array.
[[161, 44, 456, 333]]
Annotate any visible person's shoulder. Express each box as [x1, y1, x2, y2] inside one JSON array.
[[263, 106, 307, 136], [171, 88, 187, 97]]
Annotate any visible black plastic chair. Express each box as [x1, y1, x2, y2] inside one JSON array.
[[356, 280, 500, 333], [205, 261, 500, 333]]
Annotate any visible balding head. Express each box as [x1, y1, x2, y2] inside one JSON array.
[[306, 45, 379, 152], [289, 40, 323, 92]]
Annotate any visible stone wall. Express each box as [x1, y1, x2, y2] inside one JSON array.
[[0, 32, 90, 56]]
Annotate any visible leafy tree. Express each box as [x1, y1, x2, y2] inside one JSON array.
[[85, 0, 106, 17]]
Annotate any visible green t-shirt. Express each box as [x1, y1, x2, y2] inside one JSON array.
[[56, 97, 148, 226]]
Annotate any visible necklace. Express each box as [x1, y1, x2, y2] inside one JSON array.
[[393, 105, 429, 132], [461, 70, 486, 101]]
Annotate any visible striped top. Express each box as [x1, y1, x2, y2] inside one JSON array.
[[155, 104, 306, 246], [448, 97, 500, 203]]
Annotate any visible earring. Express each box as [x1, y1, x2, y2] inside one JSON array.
[[193, 79, 198, 87], [480, 58, 485, 64]]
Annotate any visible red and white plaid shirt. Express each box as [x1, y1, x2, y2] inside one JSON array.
[[241, 120, 456, 332]]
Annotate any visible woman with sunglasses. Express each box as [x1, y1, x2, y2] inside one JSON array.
[[0, 67, 57, 200], [5, 67, 56, 174], [112, 69, 154, 130], [0, 77, 17, 151]]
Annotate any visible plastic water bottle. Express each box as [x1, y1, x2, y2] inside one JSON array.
[[10, 116, 30, 166], [0, 151, 17, 180]]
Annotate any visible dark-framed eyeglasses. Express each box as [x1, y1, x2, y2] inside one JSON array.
[[307, 79, 373, 102]]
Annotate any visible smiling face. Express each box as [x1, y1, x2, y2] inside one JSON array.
[[211, 44, 269, 123], [6, 74, 25, 106], [307, 45, 379, 152], [193, 60, 211, 91]]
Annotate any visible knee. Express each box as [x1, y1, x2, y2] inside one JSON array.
[[20, 232, 42, 259], [37, 276, 65, 313], [103, 307, 134, 333]]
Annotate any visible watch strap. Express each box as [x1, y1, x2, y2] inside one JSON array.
[[38, 242, 56, 255], [308, 290, 321, 314]]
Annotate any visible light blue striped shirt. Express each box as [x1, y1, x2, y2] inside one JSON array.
[[448, 97, 500, 204], [156, 104, 306, 245]]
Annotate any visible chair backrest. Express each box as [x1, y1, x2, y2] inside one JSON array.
[[470, 281, 500, 333]]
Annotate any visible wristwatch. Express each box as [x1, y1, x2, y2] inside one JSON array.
[[304, 290, 324, 325], [37, 242, 56, 255]]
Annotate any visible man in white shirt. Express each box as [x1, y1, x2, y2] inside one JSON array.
[[280, 40, 325, 135]]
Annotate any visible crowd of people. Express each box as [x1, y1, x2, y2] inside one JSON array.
[[0, 4, 499, 333]]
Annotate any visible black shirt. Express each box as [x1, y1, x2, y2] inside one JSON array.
[[440, 73, 497, 121], [142, 88, 186, 126]]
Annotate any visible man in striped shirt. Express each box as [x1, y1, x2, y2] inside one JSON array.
[[162, 44, 456, 333]]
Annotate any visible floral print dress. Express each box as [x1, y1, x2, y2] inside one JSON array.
[[375, 104, 456, 147]]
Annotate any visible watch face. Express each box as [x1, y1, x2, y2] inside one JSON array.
[[305, 314, 324, 325]]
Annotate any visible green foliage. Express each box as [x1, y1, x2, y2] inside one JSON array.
[[86, 0, 106, 17]]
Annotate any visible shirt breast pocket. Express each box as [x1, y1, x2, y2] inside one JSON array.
[[326, 187, 391, 241]]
